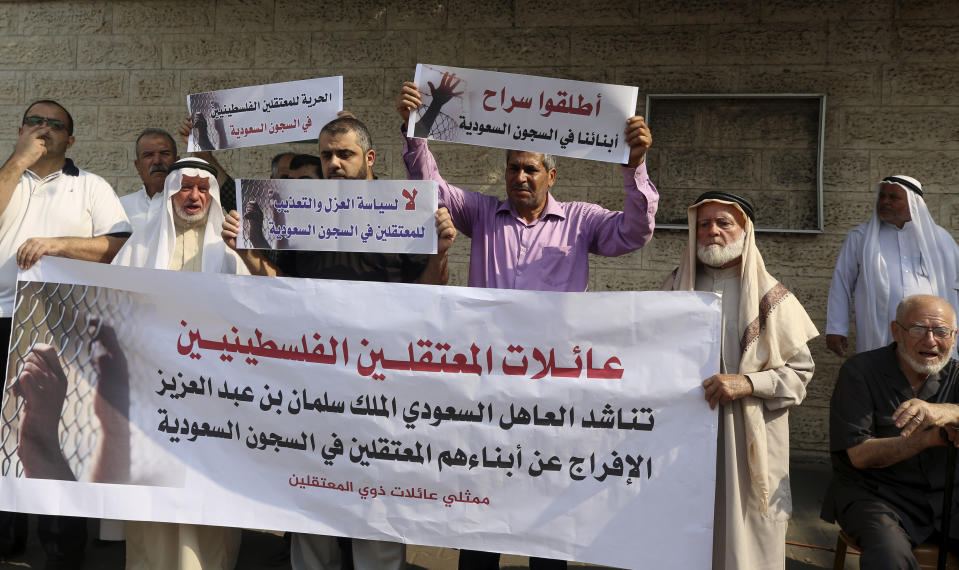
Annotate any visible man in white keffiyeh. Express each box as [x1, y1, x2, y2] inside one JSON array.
[[826, 175, 959, 357], [113, 157, 246, 275], [664, 191, 818, 570], [112, 157, 245, 570]]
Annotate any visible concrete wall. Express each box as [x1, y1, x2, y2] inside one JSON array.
[[1, 0, 957, 461]]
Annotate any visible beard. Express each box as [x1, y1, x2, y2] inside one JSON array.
[[897, 343, 952, 377], [697, 231, 746, 268], [173, 202, 209, 225], [326, 164, 370, 180]]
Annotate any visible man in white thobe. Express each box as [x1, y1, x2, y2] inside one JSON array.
[[113, 157, 246, 569], [826, 175, 959, 356], [664, 191, 818, 569]]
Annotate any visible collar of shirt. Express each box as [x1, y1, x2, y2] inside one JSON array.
[[25, 158, 80, 183], [142, 186, 163, 201], [62, 158, 79, 176], [880, 219, 912, 232], [495, 192, 566, 225]]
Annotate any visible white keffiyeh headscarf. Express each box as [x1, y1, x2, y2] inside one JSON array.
[[856, 175, 959, 352], [113, 158, 246, 274]]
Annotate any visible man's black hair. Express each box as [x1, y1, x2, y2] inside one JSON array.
[[319, 117, 373, 154], [271, 151, 296, 177], [289, 154, 324, 178]]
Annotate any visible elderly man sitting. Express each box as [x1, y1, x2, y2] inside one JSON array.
[[823, 294, 959, 570], [113, 157, 246, 569]]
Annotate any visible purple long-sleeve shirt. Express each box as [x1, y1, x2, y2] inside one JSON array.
[[402, 137, 659, 291]]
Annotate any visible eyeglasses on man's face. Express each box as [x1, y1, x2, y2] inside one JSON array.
[[22, 116, 68, 132], [896, 321, 956, 340]]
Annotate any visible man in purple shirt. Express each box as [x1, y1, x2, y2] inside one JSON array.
[[396, 82, 656, 293], [396, 82, 655, 569]]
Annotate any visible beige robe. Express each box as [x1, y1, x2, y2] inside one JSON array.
[[125, 220, 242, 570], [697, 265, 814, 570], [167, 215, 206, 272], [125, 523, 242, 570]]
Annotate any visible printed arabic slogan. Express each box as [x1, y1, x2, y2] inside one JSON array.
[[235, 179, 438, 253], [0, 258, 719, 569], [187, 76, 343, 152], [407, 64, 639, 164]]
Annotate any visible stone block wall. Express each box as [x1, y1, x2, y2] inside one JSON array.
[[1, 0, 957, 462]]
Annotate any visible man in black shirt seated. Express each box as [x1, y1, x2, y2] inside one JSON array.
[[823, 294, 959, 570]]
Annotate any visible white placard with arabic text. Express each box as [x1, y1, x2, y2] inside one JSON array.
[[187, 76, 342, 151], [235, 179, 438, 253], [0, 258, 719, 569], [407, 64, 638, 164]]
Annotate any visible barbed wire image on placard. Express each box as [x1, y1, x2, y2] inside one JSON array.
[[188, 91, 230, 151], [413, 109, 458, 142], [413, 68, 469, 142]]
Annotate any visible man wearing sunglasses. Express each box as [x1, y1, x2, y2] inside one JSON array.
[[824, 294, 959, 570], [0, 99, 131, 568]]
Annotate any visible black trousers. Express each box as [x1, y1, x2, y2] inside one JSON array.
[[838, 500, 921, 570]]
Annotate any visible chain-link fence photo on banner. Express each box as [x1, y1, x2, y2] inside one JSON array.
[[2, 280, 184, 488]]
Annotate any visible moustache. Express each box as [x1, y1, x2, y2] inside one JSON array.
[[149, 164, 170, 175]]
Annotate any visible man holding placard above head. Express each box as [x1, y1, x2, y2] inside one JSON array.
[[222, 116, 456, 570], [396, 67, 655, 570], [396, 69, 656, 295]]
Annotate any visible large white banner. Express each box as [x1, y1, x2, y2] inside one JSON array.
[[0, 258, 719, 569], [407, 64, 639, 164], [234, 179, 438, 253], [187, 76, 342, 151]]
